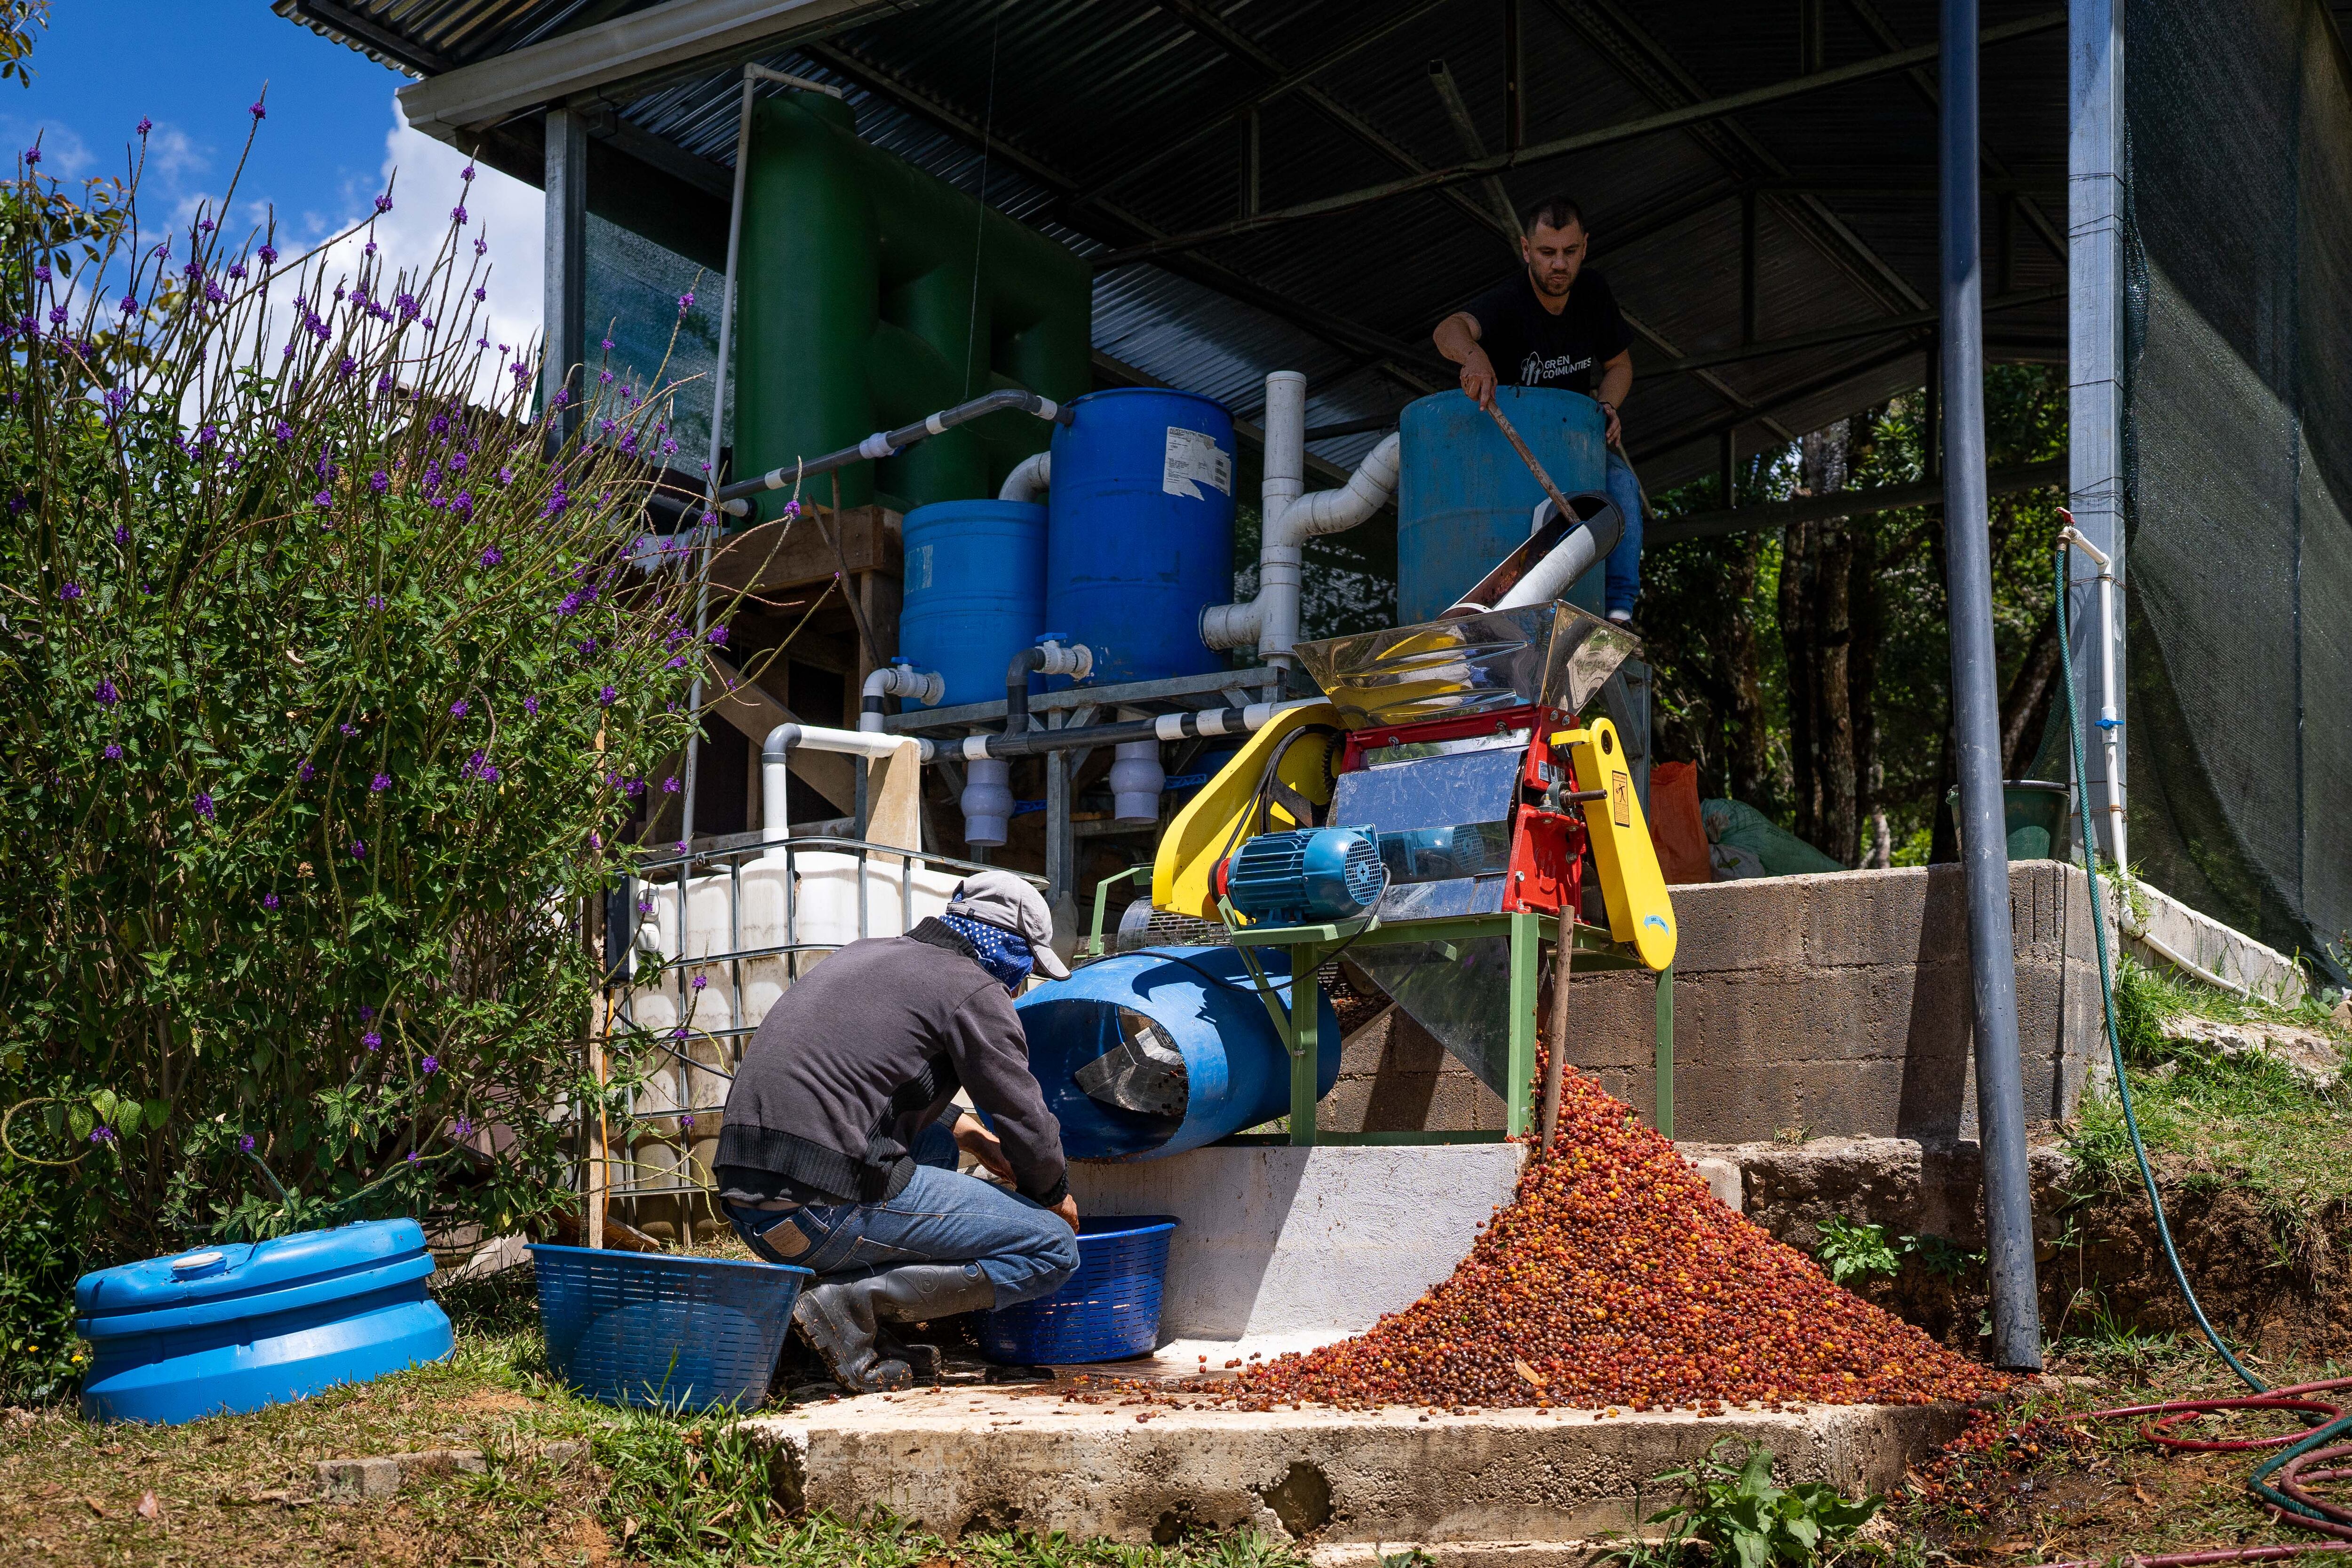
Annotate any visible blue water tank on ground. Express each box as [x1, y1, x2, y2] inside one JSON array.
[[1046, 388, 1235, 685], [1397, 387, 1607, 624], [75, 1218, 452, 1425], [900, 499, 1048, 707], [1016, 945, 1340, 1162]]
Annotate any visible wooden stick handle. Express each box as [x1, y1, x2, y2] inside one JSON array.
[[1484, 400, 1581, 527], [1538, 931, 1573, 1157]]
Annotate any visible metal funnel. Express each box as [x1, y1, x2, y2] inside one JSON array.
[[1293, 602, 1638, 731]]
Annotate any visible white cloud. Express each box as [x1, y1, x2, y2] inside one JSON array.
[[219, 100, 543, 407]]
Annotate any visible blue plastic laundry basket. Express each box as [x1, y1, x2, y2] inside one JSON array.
[[529, 1244, 810, 1411], [977, 1215, 1179, 1366]]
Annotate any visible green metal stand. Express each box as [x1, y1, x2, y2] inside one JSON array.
[[1205, 906, 1674, 1147]]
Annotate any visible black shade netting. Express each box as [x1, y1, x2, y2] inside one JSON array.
[[2121, 0, 2352, 982]]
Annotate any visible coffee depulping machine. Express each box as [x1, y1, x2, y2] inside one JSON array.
[[1137, 600, 1679, 1146]]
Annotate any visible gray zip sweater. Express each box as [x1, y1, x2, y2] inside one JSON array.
[[714, 919, 1067, 1207]]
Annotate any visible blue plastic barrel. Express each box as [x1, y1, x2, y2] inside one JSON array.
[[977, 1215, 1178, 1365], [899, 499, 1048, 707], [1046, 387, 1236, 684], [74, 1219, 453, 1425], [1397, 387, 1607, 624], [1016, 945, 1340, 1161], [530, 1244, 810, 1411]]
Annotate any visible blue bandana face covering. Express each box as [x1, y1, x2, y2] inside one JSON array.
[[938, 912, 1035, 994]]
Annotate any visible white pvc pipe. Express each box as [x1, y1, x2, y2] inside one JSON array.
[[1200, 370, 1401, 666], [2061, 525, 2126, 869], [760, 723, 932, 857], [999, 451, 1050, 502]]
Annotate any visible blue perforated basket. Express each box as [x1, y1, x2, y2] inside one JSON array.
[[977, 1215, 1179, 1366], [528, 1244, 810, 1411]]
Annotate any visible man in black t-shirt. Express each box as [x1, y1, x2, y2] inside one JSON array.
[[1433, 193, 1644, 623]]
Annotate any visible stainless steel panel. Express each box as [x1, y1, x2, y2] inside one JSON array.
[[1329, 746, 1523, 834], [1295, 603, 1638, 729], [1371, 875, 1507, 921], [1353, 933, 1516, 1094]]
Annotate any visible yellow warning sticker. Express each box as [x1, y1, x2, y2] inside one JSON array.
[[1611, 770, 1631, 827]]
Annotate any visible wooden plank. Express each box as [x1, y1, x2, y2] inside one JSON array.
[[863, 738, 924, 853], [707, 504, 901, 596], [702, 651, 856, 816]]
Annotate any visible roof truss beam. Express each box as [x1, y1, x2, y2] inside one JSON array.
[[397, 0, 928, 137], [1154, 0, 1518, 248], [796, 40, 1443, 390], [1093, 9, 2061, 269]]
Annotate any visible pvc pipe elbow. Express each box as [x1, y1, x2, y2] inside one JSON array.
[[1199, 598, 1264, 650], [862, 662, 945, 730], [1275, 432, 1402, 544], [999, 451, 1051, 503]]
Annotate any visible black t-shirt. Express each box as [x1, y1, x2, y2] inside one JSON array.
[[1461, 267, 1634, 396]]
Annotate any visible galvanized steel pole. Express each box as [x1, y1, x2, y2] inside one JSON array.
[[1942, 0, 2043, 1370]]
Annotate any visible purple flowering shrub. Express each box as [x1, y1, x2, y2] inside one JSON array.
[[0, 97, 735, 1367]]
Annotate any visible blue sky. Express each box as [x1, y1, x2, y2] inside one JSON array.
[[1, 2, 543, 345]]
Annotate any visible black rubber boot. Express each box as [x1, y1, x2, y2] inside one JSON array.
[[792, 1277, 913, 1394], [872, 1264, 999, 1382]]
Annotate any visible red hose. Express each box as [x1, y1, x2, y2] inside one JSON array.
[[2001, 1379, 2352, 1565]]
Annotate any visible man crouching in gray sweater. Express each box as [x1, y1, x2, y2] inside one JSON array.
[[715, 869, 1080, 1392]]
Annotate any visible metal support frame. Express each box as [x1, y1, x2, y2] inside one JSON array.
[[2067, 0, 2127, 863], [1208, 911, 1673, 1148], [1942, 0, 2043, 1372], [541, 106, 588, 451]]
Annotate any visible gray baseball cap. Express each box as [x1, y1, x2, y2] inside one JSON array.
[[946, 870, 1070, 980]]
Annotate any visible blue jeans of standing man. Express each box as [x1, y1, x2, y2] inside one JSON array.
[[1602, 448, 1644, 619], [723, 1160, 1079, 1309]]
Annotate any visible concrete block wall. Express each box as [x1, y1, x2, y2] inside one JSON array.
[[1323, 863, 2102, 1146]]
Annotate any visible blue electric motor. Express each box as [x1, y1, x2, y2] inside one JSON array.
[[1223, 827, 1385, 925]]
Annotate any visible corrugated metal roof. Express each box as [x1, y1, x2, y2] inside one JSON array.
[[275, 0, 2074, 490]]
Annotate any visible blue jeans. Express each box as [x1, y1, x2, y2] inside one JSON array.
[[724, 1162, 1079, 1309], [1602, 448, 1644, 617]]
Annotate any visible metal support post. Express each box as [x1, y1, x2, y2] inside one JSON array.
[[1504, 0, 1524, 151], [1045, 748, 1074, 906], [1719, 430, 1738, 504], [1507, 911, 1541, 1138], [1654, 963, 1675, 1138], [1289, 942, 1322, 1145], [2067, 0, 2128, 864], [541, 107, 587, 453], [1942, 0, 2042, 1371], [1242, 110, 1261, 216], [1740, 190, 1759, 345]]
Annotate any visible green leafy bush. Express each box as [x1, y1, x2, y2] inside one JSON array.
[[1611, 1438, 1881, 1568], [0, 103, 712, 1392], [1811, 1216, 1901, 1287]]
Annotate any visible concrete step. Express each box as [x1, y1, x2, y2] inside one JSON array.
[[741, 1389, 1969, 1544]]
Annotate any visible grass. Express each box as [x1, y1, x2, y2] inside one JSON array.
[[2066, 958, 2352, 1235], [1, 1267, 1314, 1568]]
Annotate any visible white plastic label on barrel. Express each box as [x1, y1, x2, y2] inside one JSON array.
[[1162, 427, 1232, 500], [906, 541, 933, 592]]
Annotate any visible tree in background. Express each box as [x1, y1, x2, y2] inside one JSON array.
[[1638, 364, 2069, 866]]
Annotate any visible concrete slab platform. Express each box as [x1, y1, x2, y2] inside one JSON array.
[[744, 1389, 1969, 1544], [1067, 1143, 1528, 1346]]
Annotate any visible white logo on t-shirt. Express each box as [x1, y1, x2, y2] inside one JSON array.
[[1520, 349, 1592, 386]]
